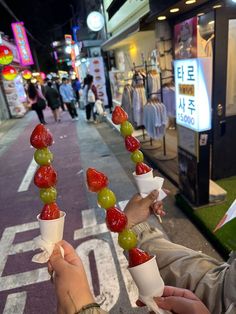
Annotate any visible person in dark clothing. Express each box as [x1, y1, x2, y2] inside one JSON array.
[[45, 82, 61, 122], [27, 83, 47, 124], [85, 74, 98, 122], [72, 78, 81, 104], [55, 77, 65, 111]]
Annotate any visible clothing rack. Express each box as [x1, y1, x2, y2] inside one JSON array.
[[140, 61, 176, 160]]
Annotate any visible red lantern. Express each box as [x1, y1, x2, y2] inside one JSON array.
[[2, 65, 18, 80], [22, 70, 32, 80], [40, 72, 46, 80], [0, 45, 14, 65]]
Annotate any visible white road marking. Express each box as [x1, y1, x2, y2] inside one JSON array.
[[74, 223, 108, 239], [0, 268, 49, 292], [0, 202, 135, 312], [111, 232, 138, 308], [77, 239, 119, 311], [82, 209, 97, 227], [3, 291, 27, 314], [17, 158, 38, 192], [75, 205, 138, 309]]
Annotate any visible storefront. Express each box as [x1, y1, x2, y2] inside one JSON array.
[[0, 37, 28, 119], [103, 0, 236, 205]]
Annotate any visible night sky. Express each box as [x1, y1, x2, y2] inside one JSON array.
[[0, 0, 103, 72], [0, 0, 75, 71]]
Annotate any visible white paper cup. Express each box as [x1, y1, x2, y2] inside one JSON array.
[[128, 256, 164, 297], [37, 211, 66, 244], [135, 177, 164, 195], [133, 169, 153, 180]]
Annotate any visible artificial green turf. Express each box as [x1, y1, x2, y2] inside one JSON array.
[[176, 176, 236, 256], [195, 176, 236, 252]]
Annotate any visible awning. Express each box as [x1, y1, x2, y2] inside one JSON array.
[[101, 21, 140, 51]]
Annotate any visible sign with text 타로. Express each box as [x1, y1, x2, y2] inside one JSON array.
[[11, 22, 34, 66], [174, 58, 212, 132]]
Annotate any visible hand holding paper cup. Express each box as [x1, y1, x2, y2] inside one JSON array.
[[133, 166, 167, 202], [128, 249, 170, 314]]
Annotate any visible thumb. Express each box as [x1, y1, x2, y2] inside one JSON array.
[[155, 296, 193, 314], [49, 244, 67, 274], [141, 190, 158, 207]]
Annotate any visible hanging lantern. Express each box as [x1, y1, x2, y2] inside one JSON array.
[[40, 72, 46, 80], [22, 69, 32, 80], [0, 45, 14, 65], [2, 65, 18, 80]]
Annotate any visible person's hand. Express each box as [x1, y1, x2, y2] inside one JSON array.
[[124, 190, 166, 229], [137, 286, 210, 314], [48, 240, 94, 314]]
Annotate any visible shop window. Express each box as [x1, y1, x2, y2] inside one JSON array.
[[226, 19, 236, 116]]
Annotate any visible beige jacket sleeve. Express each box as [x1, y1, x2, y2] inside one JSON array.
[[132, 222, 236, 314]]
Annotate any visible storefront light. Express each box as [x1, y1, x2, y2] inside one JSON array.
[[157, 16, 167, 21], [208, 20, 215, 25], [197, 12, 205, 16], [213, 4, 222, 8], [170, 8, 180, 13], [185, 0, 196, 4]]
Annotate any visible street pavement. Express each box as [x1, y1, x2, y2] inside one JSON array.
[[0, 108, 222, 314]]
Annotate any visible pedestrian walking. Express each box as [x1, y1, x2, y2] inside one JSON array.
[[27, 83, 47, 124], [84, 74, 98, 123], [59, 78, 78, 120], [45, 82, 61, 122], [55, 77, 65, 111], [72, 77, 81, 105]]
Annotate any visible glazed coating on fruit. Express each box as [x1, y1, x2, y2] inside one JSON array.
[[30, 124, 61, 220]]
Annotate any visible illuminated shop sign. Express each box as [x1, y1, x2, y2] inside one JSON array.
[[174, 58, 212, 132], [11, 22, 34, 66]]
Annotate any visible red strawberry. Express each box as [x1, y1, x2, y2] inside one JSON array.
[[128, 248, 152, 267], [30, 124, 53, 149], [136, 162, 151, 175], [112, 106, 128, 125], [34, 165, 57, 188], [106, 207, 127, 232], [40, 202, 60, 220], [125, 136, 140, 152], [86, 168, 108, 192], [45, 130, 53, 146]]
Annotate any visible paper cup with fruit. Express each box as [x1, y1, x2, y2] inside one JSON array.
[[30, 124, 65, 263], [86, 167, 169, 314], [111, 106, 167, 202], [128, 249, 170, 314]]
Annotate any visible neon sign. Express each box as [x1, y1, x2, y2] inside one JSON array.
[[11, 22, 34, 66]]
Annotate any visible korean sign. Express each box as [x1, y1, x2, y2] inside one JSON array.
[[11, 22, 34, 66], [174, 58, 212, 132]]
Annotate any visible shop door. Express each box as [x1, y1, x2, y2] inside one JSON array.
[[212, 6, 236, 180]]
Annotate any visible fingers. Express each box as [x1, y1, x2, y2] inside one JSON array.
[[162, 286, 199, 301], [49, 244, 67, 273], [57, 240, 82, 267], [141, 190, 159, 207], [152, 201, 166, 216]]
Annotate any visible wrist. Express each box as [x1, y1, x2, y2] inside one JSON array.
[[66, 289, 95, 314]]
